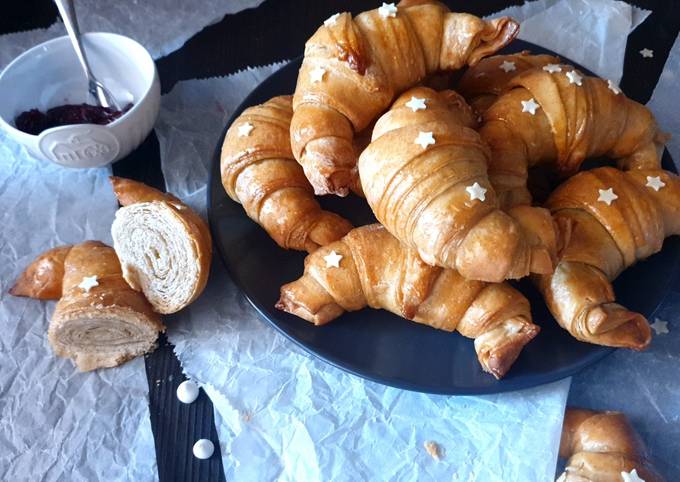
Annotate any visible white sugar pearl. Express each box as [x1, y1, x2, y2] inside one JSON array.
[[192, 439, 214, 459], [176, 380, 199, 404]]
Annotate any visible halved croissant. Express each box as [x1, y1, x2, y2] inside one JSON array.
[[110, 177, 212, 314], [358, 86, 561, 282], [277, 224, 539, 379], [535, 167, 680, 349], [221, 95, 352, 252], [457, 51, 560, 114], [10, 241, 163, 371], [558, 408, 663, 482], [480, 65, 668, 208], [291, 0, 519, 196]]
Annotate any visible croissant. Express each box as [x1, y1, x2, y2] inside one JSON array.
[[291, 0, 519, 196], [277, 224, 539, 379], [110, 177, 212, 314], [557, 408, 663, 482], [535, 167, 680, 349], [10, 241, 163, 371], [479, 65, 668, 207], [358, 86, 560, 282], [221, 95, 352, 252], [457, 51, 560, 114]]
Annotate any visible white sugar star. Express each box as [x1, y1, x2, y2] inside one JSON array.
[[598, 188, 618, 206], [415, 131, 435, 149], [324, 13, 340, 27], [646, 175, 666, 191], [640, 48, 654, 59], [607, 79, 622, 95], [521, 98, 540, 115], [378, 2, 397, 18], [621, 468, 646, 482], [405, 96, 427, 112], [466, 182, 487, 202], [499, 60, 516, 73], [651, 318, 669, 335], [310, 66, 326, 83], [237, 122, 253, 137], [78, 275, 99, 293], [543, 63, 562, 74], [323, 250, 343, 268], [566, 70, 583, 86]]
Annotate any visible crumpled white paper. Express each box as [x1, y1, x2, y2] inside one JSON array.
[[0, 132, 157, 481], [0, 0, 265, 70], [156, 64, 570, 481], [648, 34, 680, 170], [493, 0, 650, 81]]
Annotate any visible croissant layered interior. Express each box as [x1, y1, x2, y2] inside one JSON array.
[[112, 201, 201, 315], [11, 241, 164, 371], [109, 176, 212, 314]]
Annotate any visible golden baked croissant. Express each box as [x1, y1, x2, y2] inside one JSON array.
[[480, 65, 668, 208], [558, 408, 663, 482], [277, 224, 539, 379], [10, 241, 163, 371], [535, 167, 680, 350], [291, 0, 519, 196], [221, 95, 352, 252], [358, 86, 561, 282], [110, 177, 212, 314], [457, 51, 560, 114]]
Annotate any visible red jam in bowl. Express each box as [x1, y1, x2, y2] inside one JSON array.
[[14, 103, 133, 135]]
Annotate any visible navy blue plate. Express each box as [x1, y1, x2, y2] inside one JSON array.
[[208, 40, 680, 394]]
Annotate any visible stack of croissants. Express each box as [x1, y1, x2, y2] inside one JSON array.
[[9, 1, 673, 479], [219, 0, 676, 381]]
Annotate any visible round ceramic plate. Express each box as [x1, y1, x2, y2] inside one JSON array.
[[208, 40, 680, 394]]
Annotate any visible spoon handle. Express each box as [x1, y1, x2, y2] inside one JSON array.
[[54, 0, 95, 88]]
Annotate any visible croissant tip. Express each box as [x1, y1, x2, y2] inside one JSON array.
[[8, 284, 22, 297], [480, 321, 540, 379], [583, 304, 652, 350]]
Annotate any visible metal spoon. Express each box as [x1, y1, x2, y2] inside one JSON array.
[[54, 0, 121, 110]]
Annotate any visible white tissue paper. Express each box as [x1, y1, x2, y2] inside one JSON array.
[[493, 0, 650, 81], [155, 65, 569, 481], [0, 0, 265, 70], [0, 132, 157, 481], [648, 33, 680, 170]]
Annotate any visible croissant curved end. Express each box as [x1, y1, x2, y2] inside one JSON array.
[[582, 303, 651, 350], [474, 316, 540, 379], [467, 17, 520, 67], [276, 276, 346, 326]]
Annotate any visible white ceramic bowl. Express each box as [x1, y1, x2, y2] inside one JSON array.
[[0, 32, 160, 168]]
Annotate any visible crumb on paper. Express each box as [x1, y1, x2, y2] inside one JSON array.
[[423, 440, 443, 461]]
